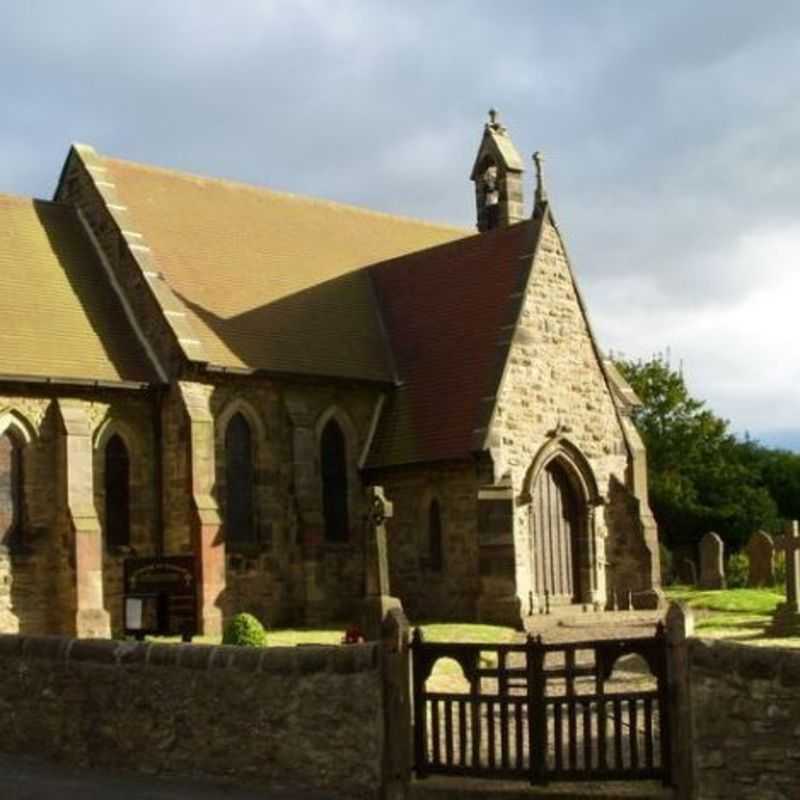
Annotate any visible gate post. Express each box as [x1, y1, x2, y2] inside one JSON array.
[[411, 627, 428, 780], [527, 634, 547, 784], [665, 602, 695, 800], [381, 607, 412, 800]]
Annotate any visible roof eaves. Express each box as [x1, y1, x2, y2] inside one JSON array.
[[0, 372, 150, 391]]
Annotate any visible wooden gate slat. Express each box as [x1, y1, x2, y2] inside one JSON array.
[[644, 696, 654, 768], [487, 700, 496, 769], [431, 699, 441, 767], [444, 699, 453, 766], [629, 698, 639, 770], [613, 698, 623, 769], [583, 699, 592, 771], [458, 699, 467, 767], [515, 700, 524, 769]]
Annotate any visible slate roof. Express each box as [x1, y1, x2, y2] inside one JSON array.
[[0, 194, 155, 385], [367, 219, 540, 468], [101, 156, 467, 380]]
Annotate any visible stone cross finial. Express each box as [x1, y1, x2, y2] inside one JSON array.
[[533, 151, 548, 206]]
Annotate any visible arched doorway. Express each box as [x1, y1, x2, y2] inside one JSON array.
[[529, 459, 586, 607]]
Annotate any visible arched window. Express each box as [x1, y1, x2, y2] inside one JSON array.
[[0, 430, 23, 548], [321, 419, 348, 542], [105, 434, 131, 548], [428, 499, 444, 572], [225, 413, 255, 544]]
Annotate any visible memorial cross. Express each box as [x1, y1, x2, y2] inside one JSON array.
[[365, 485, 394, 598], [775, 520, 800, 613]]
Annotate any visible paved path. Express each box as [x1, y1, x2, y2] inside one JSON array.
[[0, 753, 337, 800]]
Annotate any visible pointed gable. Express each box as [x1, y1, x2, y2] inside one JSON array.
[[367, 220, 539, 468], [483, 207, 627, 484]]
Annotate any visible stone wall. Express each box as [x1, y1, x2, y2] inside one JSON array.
[[379, 461, 481, 621], [0, 634, 384, 799], [689, 639, 800, 800]]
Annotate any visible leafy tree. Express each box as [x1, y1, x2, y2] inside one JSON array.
[[614, 355, 779, 551]]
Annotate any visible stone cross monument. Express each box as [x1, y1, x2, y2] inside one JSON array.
[[361, 485, 403, 640], [770, 520, 800, 636]]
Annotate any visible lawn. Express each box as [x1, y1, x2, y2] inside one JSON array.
[[664, 585, 798, 647]]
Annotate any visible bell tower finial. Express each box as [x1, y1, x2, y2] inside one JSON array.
[[470, 110, 525, 232]]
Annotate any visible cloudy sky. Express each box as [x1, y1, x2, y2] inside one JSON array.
[[2, 2, 799, 449]]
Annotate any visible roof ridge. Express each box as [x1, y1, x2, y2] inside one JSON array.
[[100, 152, 469, 234]]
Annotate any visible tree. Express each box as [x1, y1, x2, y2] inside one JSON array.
[[614, 355, 780, 552]]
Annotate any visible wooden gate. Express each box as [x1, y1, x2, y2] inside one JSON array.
[[412, 626, 671, 784]]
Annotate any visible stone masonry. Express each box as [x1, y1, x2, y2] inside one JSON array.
[[0, 634, 384, 799], [483, 211, 660, 620], [689, 639, 800, 800]]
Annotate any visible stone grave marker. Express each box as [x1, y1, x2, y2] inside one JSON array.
[[699, 532, 725, 590], [676, 558, 697, 586], [770, 520, 800, 635], [745, 530, 774, 587]]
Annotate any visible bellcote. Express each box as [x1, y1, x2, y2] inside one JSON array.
[[470, 109, 525, 232]]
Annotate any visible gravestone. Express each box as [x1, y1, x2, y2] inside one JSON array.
[[699, 532, 725, 590], [361, 485, 403, 641], [745, 530, 774, 587], [770, 520, 800, 636], [676, 558, 697, 586]]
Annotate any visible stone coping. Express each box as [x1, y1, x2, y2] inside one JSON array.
[[691, 637, 800, 685], [0, 634, 378, 675]]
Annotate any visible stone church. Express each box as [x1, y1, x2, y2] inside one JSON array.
[[0, 113, 661, 638]]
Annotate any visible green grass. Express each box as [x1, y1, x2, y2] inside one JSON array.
[[417, 622, 517, 644], [664, 585, 798, 647], [665, 586, 784, 614]]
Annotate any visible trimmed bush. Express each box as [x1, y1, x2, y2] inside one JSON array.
[[726, 552, 748, 589], [222, 612, 268, 647]]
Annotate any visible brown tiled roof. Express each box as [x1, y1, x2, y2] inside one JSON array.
[[102, 156, 467, 380], [367, 219, 539, 468], [0, 194, 155, 384]]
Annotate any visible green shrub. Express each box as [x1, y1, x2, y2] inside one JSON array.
[[726, 552, 749, 589], [222, 612, 268, 647], [659, 543, 674, 586]]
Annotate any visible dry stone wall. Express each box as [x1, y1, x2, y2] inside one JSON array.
[[690, 639, 800, 799], [0, 634, 384, 799]]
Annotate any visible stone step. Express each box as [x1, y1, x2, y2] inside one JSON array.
[[409, 776, 676, 800]]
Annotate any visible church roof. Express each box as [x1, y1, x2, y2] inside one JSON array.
[[97, 154, 467, 380], [367, 218, 540, 468], [0, 194, 156, 386]]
